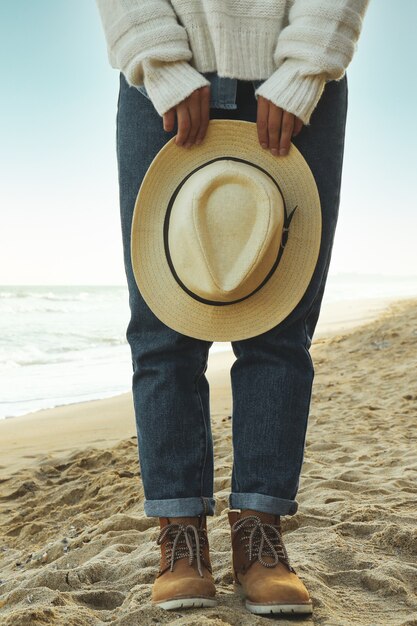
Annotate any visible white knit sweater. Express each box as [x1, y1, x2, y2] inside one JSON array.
[[96, 0, 370, 125]]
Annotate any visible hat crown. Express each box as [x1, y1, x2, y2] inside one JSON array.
[[168, 160, 285, 302]]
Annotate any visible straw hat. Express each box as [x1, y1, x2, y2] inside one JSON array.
[[131, 119, 321, 341]]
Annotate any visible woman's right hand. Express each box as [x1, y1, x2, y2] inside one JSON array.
[[163, 86, 211, 148]]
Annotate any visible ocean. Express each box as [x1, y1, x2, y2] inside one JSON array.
[[1, 275, 417, 419]]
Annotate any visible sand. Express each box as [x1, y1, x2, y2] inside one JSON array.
[[1, 297, 416, 625]]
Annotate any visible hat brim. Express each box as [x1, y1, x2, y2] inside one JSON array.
[[131, 120, 321, 341]]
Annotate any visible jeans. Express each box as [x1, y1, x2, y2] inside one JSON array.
[[116, 72, 348, 518]]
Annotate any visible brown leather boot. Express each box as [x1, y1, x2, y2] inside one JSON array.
[[228, 509, 313, 615], [151, 514, 217, 610]]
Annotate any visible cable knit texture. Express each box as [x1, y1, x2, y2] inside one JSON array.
[[95, 0, 370, 124]]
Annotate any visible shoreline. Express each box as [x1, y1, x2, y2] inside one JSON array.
[[1, 293, 406, 423], [1, 295, 415, 477]]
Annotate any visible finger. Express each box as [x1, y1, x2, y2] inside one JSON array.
[[292, 117, 304, 137], [175, 102, 191, 146], [163, 109, 176, 133], [195, 86, 210, 144], [267, 104, 283, 156], [256, 96, 270, 148], [279, 111, 295, 156], [184, 90, 201, 147]]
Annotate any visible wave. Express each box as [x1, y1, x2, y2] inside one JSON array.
[[0, 304, 84, 314], [0, 340, 128, 369], [0, 287, 128, 315], [0, 386, 131, 420], [0, 290, 91, 301], [0, 286, 127, 302]]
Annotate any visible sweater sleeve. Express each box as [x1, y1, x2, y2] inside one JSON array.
[[95, 0, 210, 116], [254, 0, 370, 125]]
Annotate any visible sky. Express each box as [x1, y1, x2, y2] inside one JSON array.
[[0, 0, 416, 285]]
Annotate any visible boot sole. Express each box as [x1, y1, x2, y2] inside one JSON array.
[[234, 582, 313, 614], [246, 600, 313, 615], [152, 597, 217, 610]]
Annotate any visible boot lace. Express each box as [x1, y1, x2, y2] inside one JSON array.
[[231, 515, 296, 572], [156, 522, 209, 577]]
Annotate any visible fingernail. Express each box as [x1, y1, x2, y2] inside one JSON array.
[[279, 148, 287, 156], [261, 143, 268, 149], [271, 148, 278, 156]]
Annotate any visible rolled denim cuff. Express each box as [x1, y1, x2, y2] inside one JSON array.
[[144, 496, 216, 518], [229, 492, 298, 516]]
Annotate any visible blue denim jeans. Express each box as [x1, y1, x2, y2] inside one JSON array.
[[116, 73, 348, 518]]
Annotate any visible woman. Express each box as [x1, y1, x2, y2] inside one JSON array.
[[96, 0, 370, 615]]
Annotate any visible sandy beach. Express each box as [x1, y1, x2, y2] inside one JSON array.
[[1, 297, 416, 625]]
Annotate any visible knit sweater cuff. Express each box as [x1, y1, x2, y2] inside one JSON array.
[[139, 60, 211, 117], [254, 60, 327, 126]]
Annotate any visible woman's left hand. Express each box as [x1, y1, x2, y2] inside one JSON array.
[[256, 96, 304, 157]]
